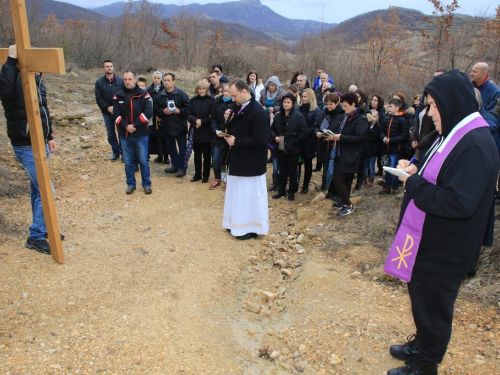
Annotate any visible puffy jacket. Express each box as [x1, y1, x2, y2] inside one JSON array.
[[212, 96, 234, 146], [379, 112, 409, 154], [364, 122, 381, 157], [113, 85, 153, 138], [188, 94, 215, 143], [269, 108, 308, 155], [299, 104, 321, 158], [154, 86, 190, 136], [335, 108, 369, 174], [95, 74, 124, 113], [0, 57, 53, 146]]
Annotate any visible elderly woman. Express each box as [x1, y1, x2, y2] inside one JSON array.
[[259, 76, 286, 115], [269, 93, 308, 201], [187, 80, 215, 183], [246, 70, 265, 102], [147, 71, 168, 164], [299, 88, 321, 194]]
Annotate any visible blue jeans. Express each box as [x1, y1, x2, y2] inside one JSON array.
[[165, 134, 187, 170], [13, 145, 54, 240], [120, 135, 151, 188], [384, 153, 400, 190], [271, 157, 279, 175], [211, 144, 227, 180], [102, 111, 121, 156], [364, 156, 377, 179]]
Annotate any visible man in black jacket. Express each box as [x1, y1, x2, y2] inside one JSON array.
[[113, 70, 153, 194], [154, 73, 190, 177], [222, 79, 269, 240], [95, 60, 124, 161], [0, 45, 61, 254], [386, 69, 499, 375]]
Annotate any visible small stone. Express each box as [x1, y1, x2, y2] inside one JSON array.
[[469, 324, 478, 330], [273, 259, 285, 268], [296, 234, 305, 244], [299, 344, 306, 353], [243, 300, 262, 314], [330, 353, 344, 365], [281, 268, 292, 277], [282, 347, 290, 355], [81, 144, 92, 149], [270, 350, 280, 359], [317, 223, 324, 227], [280, 232, 289, 237], [80, 174, 90, 180], [317, 370, 327, 375], [167, 245, 177, 252], [248, 329, 256, 335], [263, 291, 279, 300], [139, 226, 152, 232], [79, 135, 90, 142], [267, 329, 274, 336]]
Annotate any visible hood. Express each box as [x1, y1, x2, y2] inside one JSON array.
[[424, 69, 477, 138], [264, 76, 282, 89]]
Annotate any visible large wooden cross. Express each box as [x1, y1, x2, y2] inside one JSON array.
[[0, 0, 65, 263]]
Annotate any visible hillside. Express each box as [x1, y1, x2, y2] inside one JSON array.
[[31, 0, 107, 21], [91, 0, 337, 41]]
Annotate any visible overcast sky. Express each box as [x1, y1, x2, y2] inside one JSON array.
[[71, 0, 497, 24]]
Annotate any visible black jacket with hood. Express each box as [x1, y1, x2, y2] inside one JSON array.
[[401, 69, 499, 275], [0, 57, 53, 146], [270, 107, 308, 155]]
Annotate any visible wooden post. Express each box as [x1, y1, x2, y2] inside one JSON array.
[[0, 0, 66, 263]]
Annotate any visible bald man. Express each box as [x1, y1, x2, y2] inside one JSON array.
[[471, 62, 500, 114]]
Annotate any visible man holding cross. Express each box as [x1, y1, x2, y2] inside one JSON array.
[[0, 45, 61, 254]]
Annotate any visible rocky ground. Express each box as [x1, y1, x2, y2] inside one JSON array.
[[0, 69, 499, 374]]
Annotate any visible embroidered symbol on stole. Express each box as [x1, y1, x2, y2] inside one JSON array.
[[392, 234, 414, 269]]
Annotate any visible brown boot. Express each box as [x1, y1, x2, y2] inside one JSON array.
[[362, 177, 368, 186], [367, 177, 374, 187]]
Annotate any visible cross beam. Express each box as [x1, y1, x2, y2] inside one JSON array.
[[1, 0, 65, 263]]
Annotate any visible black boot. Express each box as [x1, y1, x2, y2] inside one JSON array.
[[296, 164, 301, 193], [387, 357, 437, 375], [301, 164, 312, 194], [288, 189, 295, 201], [269, 174, 279, 191], [390, 334, 419, 361], [272, 189, 286, 199]]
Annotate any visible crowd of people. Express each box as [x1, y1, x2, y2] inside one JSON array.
[[93, 62, 500, 219]]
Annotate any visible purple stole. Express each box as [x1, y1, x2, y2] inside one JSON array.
[[383, 113, 488, 282]]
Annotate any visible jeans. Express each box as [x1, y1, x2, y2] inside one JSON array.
[[13, 145, 54, 240], [384, 153, 400, 190], [120, 135, 151, 188], [165, 134, 187, 170], [364, 156, 377, 179], [102, 111, 121, 156], [271, 157, 279, 175], [211, 144, 227, 180]]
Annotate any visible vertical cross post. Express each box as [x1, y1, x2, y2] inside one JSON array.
[[0, 0, 66, 263]]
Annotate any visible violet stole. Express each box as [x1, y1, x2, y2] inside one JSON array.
[[383, 115, 488, 282]]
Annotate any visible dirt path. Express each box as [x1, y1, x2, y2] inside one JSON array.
[[1, 71, 499, 374]]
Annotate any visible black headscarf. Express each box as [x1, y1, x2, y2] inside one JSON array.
[[423, 69, 477, 139]]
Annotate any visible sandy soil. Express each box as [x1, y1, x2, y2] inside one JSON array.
[[0, 70, 499, 375]]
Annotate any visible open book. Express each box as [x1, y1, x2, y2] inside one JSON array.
[[322, 129, 335, 136], [383, 166, 410, 178]]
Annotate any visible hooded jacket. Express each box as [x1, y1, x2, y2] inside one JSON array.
[[0, 57, 53, 146], [379, 111, 409, 154], [113, 84, 153, 138], [401, 69, 499, 274]]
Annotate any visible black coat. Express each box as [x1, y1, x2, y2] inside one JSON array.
[[315, 105, 345, 163], [212, 96, 234, 146], [379, 112, 409, 154], [154, 86, 190, 136], [299, 104, 321, 159], [269, 108, 308, 155], [364, 122, 381, 157], [226, 98, 268, 176], [0, 57, 53, 147], [113, 85, 153, 138], [95, 73, 124, 113], [335, 108, 369, 174], [147, 82, 164, 132], [188, 95, 215, 143]]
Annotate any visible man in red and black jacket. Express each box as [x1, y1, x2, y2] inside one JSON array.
[[113, 70, 153, 195]]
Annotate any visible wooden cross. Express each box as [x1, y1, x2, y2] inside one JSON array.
[[0, 0, 65, 263]]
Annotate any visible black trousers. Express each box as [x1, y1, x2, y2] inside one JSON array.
[[277, 151, 300, 192], [408, 267, 465, 364], [193, 142, 211, 179], [332, 171, 353, 205]]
